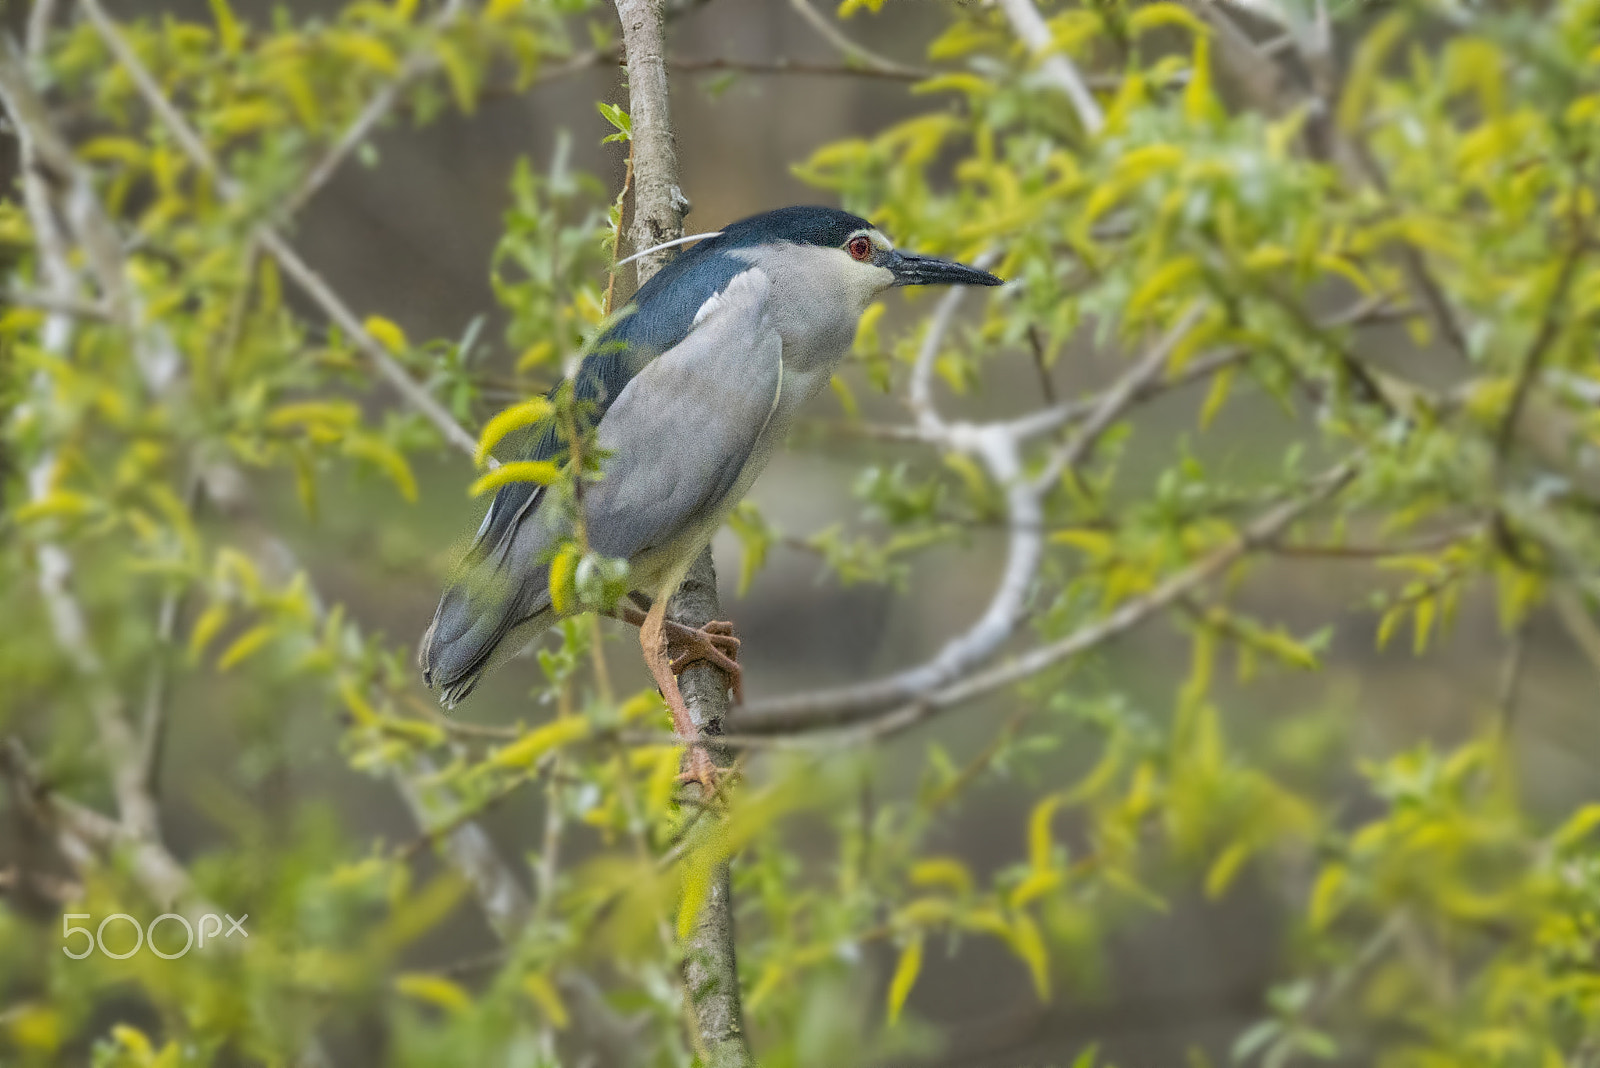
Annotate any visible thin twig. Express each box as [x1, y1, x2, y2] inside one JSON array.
[[785, 0, 926, 79], [1553, 589, 1600, 683], [1497, 230, 1588, 457], [1494, 622, 1528, 737]]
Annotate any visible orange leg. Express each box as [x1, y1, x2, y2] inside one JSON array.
[[619, 600, 743, 703], [639, 595, 717, 788]]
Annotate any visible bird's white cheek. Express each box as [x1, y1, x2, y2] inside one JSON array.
[[845, 261, 895, 307]]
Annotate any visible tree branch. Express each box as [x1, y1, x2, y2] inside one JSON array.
[[731, 460, 1357, 737], [612, 1, 751, 1062], [616, 0, 687, 284]]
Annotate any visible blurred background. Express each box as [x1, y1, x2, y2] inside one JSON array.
[[4, 0, 1598, 1064]]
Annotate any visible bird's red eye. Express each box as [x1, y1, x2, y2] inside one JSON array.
[[848, 235, 873, 261]]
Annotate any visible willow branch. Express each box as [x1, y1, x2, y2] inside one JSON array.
[[79, 0, 484, 461], [733, 460, 1357, 737]]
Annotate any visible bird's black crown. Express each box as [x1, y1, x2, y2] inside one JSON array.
[[709, 205, 875, 251]]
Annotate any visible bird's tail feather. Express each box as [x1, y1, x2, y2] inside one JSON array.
[[419, 559, 553, 707]]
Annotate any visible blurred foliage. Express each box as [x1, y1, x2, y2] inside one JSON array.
[[4, 0, 1600, 1066]]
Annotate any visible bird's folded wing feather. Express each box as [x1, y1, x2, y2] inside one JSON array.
[[583, 267, 784, 564]]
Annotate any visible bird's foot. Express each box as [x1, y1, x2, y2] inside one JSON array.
[[667, 619, 743, 704], [676, 745, 731, 794]]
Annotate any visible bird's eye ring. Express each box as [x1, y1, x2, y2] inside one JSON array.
[[847, 235, 873, 261]]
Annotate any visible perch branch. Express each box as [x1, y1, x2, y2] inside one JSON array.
[[613, 0, 751, 1061]]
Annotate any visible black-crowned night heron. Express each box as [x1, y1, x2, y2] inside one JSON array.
[[420, 205, 1001, 784]]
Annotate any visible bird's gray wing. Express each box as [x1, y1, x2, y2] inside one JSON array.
[[468, 239, 754, 566], [419, 267, 781, 704], [583, 267, 784, 565]]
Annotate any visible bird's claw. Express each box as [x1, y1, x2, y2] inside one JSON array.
[[667, 619, 743, 704], [677, 746, 732, 794]]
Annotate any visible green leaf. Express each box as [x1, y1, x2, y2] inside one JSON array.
[[597, 101, 632, 143], [491, 716, 590, 769]]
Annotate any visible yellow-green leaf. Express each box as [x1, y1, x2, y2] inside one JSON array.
[[207, 0, 244, 53], [474, 398, 552, 467], [909, 856, 972, 895], [187, 602, 230, 661], [1005, 912, 1051, 1000], [363, 315, 408, 354], [217, 623, 275, 671], [491, 716, 590, 769], [1028, 793, 1064, 873], [394, 973, 472, 1015], [468, 461, 562, 497], [886, 936, 923, 1024], [547, 544, 579, 614]]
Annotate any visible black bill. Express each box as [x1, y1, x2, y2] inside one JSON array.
[[889, 250, 1004, 288]]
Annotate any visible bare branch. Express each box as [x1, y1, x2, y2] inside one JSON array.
[[393, 753, 532, 940], [616, 0, 687, 284], [996, 0, 1104, 134], [732, 460, 1357, 737], [1186, 0, 1285, 114], [1034, 306, 1204, 489], [1, 737, 212, 917], [1002, 346, 1246, 441], [1, 287, 110, 318], [672, 54, 928, 80]]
